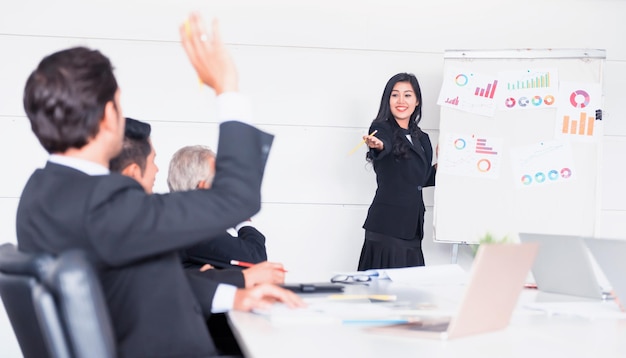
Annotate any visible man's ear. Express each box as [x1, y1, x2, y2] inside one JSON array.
[[101, 100, 121, 134], [121, 163, 142, 181], [208, 156, 216, 172], [197, 180, 211, 189]]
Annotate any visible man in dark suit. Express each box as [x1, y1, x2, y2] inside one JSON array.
[[110, 117, 286, 288], [167, 145, 270, 270], [109, 117, 287, 356], [17, 13, 303, 358]]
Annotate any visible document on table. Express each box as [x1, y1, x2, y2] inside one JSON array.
[[253, 297, 454, 326], [332, 264, 469, 286], [382, 264, 469, 286], [523, 300, 626, 320]]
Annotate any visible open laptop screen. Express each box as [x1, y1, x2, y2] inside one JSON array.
[[584, 237, 626, 307], [519, 233, 603, 300], [368, 243, 538, 340]]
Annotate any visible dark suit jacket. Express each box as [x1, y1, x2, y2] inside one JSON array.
[[16, 121, 273, 358], [181, 226, 267, 271], [192, 266, 246, 288], [363, 120, 436, 240]]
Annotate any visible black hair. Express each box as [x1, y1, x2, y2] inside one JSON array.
[[367, 73, 423, 161], [23, 46, 118, 154], [109, 118, 152, 173]]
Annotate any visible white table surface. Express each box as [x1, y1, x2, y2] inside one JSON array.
[[228, 280, 626, 358]]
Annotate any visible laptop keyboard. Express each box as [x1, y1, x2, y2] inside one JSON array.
[[407, 321, 450, 332]]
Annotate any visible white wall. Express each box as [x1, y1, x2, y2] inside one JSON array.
[[1, 1, 625, 356]]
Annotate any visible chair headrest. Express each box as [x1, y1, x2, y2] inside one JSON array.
[[0, 243, 53, 278]]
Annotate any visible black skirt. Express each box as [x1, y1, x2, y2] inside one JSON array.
[[357, 231, 425, 270]]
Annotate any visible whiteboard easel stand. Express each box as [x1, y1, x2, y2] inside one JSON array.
[[434, 48, 606, 258], [451, 243, 459, 264]]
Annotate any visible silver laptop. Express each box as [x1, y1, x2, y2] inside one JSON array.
[[584, 237, 626, 306], [368, 243, 538, 340], [519, 232, 603, 299]]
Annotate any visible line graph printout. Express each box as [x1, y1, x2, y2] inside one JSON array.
[[437, 67, 500, 117], [438, 133, 503, 179], [510, 140, 576, 189]]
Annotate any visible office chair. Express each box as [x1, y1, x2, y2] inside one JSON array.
[[0, 243, 117, 358], [42, 249, 117, 358], [0, 243, 70, 358]]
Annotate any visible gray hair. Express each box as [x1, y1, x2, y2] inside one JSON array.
[[167, 145, 216, 192]]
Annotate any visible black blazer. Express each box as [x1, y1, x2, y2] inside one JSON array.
[[181, 226, 267, 271], [16, 121, 273, 358], [363, 120, 436, 240], [191, 266, 246, 288]]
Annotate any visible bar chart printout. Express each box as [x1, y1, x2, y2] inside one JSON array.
[[507, 72, 551, 90], [497, 69, 558, 111], [475, 80, 498, 98], [562, 112, 595, 136], [556, 82, 602, 141], [437, 68, 499, 117]]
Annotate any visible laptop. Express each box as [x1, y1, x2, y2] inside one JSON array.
[[519, 232, 604, 299], [368, 243, 538, 340], [584, 237, 626, 307]]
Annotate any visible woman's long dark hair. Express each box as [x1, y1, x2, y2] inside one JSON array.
[[367, 73, 423, 161]]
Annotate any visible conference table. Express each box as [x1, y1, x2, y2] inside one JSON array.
[[227, 267, 626, 358]]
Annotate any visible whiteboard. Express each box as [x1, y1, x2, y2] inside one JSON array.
[[433, 49, 606, 244]]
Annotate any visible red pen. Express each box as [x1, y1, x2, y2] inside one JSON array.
[[230, 259, 254, 268], [230, 260, 288, 272]]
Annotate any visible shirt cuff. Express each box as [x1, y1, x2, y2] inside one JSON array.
[[216, 92, 252, 125], [211, 283, 237, 313]]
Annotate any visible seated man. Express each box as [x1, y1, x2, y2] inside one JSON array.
[[110, 117, 287, 356], [17, 13, 303, 358], [110, 117, 285, 288], [168, 145, 268, 270]]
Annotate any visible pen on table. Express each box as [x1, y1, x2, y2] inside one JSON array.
[[188, 256, 287, 272], [230, 260, 288, 272], [348, 130, 378, 156]]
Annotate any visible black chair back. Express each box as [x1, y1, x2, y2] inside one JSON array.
[[0, 243, 117, 358], [0, 243, 70, 358], [43, 250, 117, 358]]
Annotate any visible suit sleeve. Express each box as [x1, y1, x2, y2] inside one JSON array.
[[422, 131, 436, 188], [86, 121, 274, 267], [425, 165, 436, 187], [237, 226, 267, 262], [184, 270, 220, 316], [367, 123, 393, 161], [186, 267, 245, 288]]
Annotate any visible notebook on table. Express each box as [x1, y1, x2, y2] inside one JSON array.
[[584, 237, 626, 307], [368, 243, 538, 340], [519, 232, 604, 299]]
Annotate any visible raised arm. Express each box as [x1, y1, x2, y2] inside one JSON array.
[[180, 12, 237, 95], [85, 14, 274, 267]]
